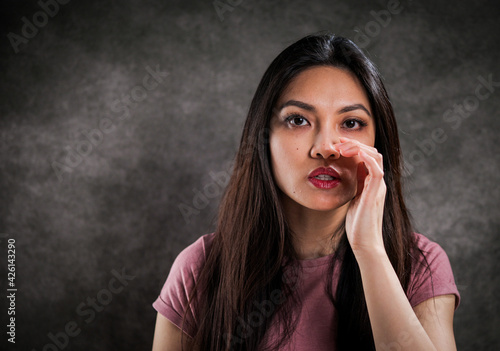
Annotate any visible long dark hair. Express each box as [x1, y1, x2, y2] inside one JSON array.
[[182, 33, 420, 350]]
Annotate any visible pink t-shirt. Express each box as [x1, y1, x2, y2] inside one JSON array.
[[153, 232, 460, 350]]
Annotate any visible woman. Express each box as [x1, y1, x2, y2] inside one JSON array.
[[152, 33, 460, 350]]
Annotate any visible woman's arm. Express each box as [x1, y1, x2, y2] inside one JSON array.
[[152, 313, 193, 351], [355, 249, 457, 351], [414, 294, 457, 350], [337, 137, 457, 350]]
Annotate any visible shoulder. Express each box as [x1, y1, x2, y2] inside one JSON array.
[[413, 232, 444, 252], [152, 233, 216, 336], [411, 233, 453, 272], [407, 233, 461, 309], [171, 232, 216, 274]]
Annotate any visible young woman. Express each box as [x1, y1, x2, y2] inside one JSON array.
[[152, 33, 460, 350]]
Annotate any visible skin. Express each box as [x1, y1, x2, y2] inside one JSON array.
[[152, 314, 192, 350], [152, 66, 457, 350], [269, 66, 457, 350], [269, 65, 377, 258]]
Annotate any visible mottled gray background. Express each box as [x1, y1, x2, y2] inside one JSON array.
[[0, 0, 498, 350]]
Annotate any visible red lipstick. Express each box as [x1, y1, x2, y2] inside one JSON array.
[[308, 167, 341, 189]]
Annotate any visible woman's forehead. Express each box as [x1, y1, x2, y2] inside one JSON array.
[[277, 66, 372, 115]]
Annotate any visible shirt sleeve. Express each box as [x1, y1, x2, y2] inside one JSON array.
[[407, 233, 461, 309], [152, 234, 213, 337]]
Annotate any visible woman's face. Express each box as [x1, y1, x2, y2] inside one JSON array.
[[269, 66, 376, 213]]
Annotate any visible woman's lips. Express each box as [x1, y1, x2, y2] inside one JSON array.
[[308, 167, 341, 189]]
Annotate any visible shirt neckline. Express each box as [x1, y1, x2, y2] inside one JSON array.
[[296, 251, 338, 267]]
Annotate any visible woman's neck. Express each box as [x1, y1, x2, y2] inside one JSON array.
[[282, 195, 349, 260]]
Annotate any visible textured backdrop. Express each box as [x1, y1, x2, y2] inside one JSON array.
[[0, 0, 499, 350]]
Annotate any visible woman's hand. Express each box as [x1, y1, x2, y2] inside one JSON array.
[[335, 137, 387, 255]]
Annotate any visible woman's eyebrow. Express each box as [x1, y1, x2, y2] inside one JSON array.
[[278, 100, 372, 118], [277, 100, 316, 112], [338, 104, 372, 117]]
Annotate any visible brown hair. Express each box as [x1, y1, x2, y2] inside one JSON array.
[[182, 33, 421, 350]]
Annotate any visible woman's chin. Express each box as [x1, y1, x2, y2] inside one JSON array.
[[280, 191, 352, 213], [310, 204, 346, 212], [301, 198, 351, 212]]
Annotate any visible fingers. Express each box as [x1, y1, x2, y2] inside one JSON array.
[[335, 137, 383, 169], [338, 136, 377, 151], [336, 137, 385, 202], [359, 150, 384, 179], [355, 150, 386, 207]]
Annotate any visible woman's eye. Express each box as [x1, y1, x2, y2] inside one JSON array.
[[343, 119, 366, 129], [286, 115, 309, 126]]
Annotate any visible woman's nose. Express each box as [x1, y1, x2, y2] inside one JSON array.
[[310, 129, 340, 160]]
